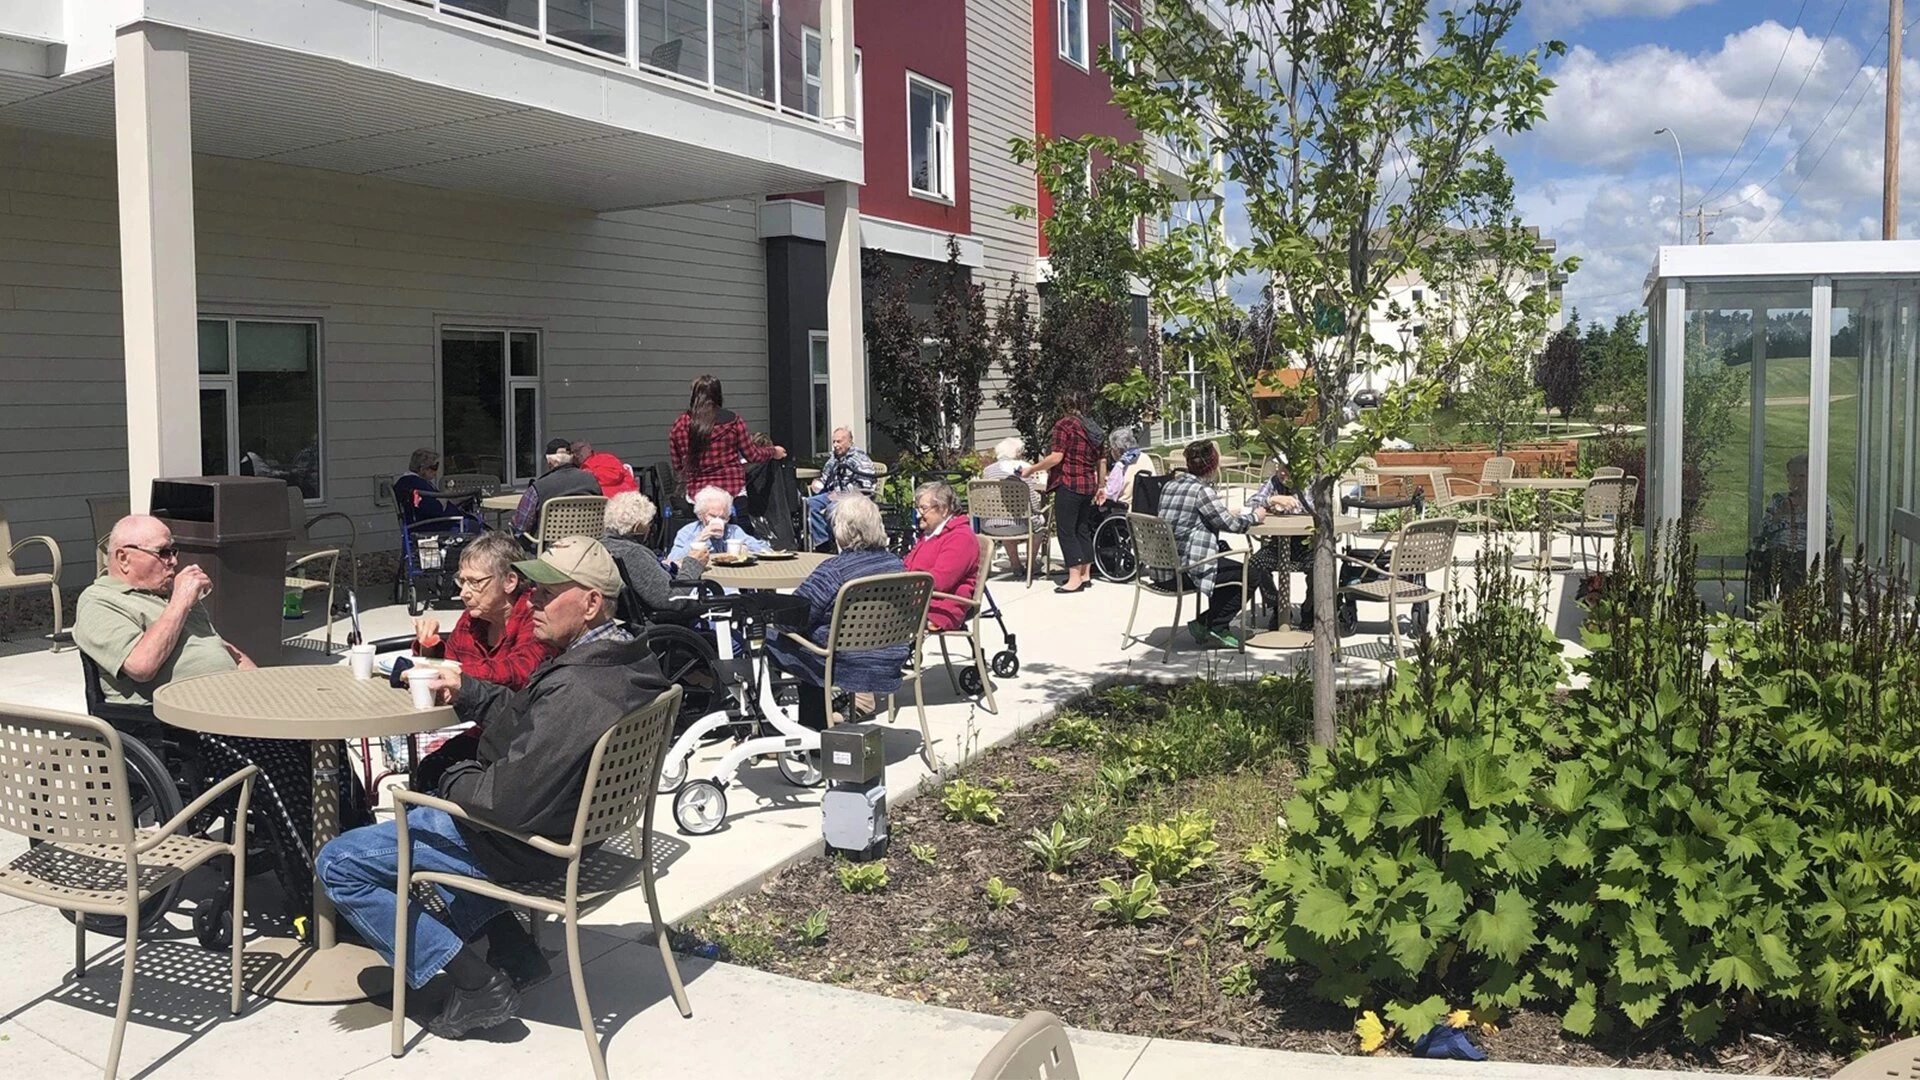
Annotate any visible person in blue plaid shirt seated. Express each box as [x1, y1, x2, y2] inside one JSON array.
[[1157, 439, 1267, 648], [805, 426, 878, 549]]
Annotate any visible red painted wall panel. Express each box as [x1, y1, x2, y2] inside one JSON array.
[[1034, 0, 1141, 256]]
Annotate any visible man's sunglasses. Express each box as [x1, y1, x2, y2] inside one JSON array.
[[126, 544, 179, 561]]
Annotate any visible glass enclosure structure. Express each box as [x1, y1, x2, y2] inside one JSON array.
[[1644, 242, 1920, 583]]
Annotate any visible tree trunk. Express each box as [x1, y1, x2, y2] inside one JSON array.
[[1310, 474, 1339, 746]]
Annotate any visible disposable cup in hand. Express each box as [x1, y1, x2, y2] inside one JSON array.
[[407, 669, 437, 709], [726, 539, 747, 558], [348, 643, 376, 680], [689, 540, 710, 558]]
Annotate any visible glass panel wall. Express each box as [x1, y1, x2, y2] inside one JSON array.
[[1833, 279, 1920, 571]]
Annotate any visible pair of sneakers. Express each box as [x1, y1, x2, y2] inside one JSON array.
[[425, 925, 553, 1040]]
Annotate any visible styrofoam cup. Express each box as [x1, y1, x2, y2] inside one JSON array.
[[727, 538, 747, 557], [407, 669, 438, 709], [348, 643, 375, 679]]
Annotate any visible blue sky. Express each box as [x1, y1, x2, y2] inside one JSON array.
[[1510, 0, 1912, 323]]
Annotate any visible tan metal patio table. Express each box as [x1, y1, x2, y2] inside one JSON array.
[[1243, 514, 1360, 649], [479, 491, 522, 528], [699, 552, 831, 592], [153, 665, 455, 1004], [1494, 476, 1589, 571]]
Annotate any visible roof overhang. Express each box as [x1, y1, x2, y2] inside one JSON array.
[[759, 200, 984, 268], [1642, 240, 1920, 306]]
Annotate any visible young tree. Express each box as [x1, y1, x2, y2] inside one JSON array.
[[1538, 321, 1585, 427], [1105, 0, 1568, 743], [865, 241, 1003, 468], [992, 277, 1045, 451], [927, 238, 1000, 463]]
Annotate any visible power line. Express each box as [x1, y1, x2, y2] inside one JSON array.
[[1750, 59, 1885, 239], [1698, 0, 1813, 204], [1703, 0, 1857, 206]]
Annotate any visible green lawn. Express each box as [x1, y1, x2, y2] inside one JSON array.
[[1693, 355, 1858, 559]]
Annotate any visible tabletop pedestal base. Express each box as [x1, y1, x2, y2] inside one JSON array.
[[1246, 628, 1313, 650], [1511, 555, 1573, 572], [247, 936, 391, 1004]]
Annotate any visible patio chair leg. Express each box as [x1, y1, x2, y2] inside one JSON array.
[[104, 909, 138, 1080], [1164, 591, 1183, 664], [1123, 577, 1144, 650], [49, 582, 63, 640], [563, 914, 611, 1080], [72, 914, 86, 979], [937, 635, 961, 697], [391, 825, 413, 1059], [974, 640, 997, 715], [638, 834, 692, 1020], [912, 674, 936, 770], [230, 842, 249, 1015]]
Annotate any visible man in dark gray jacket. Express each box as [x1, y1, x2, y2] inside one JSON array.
[[317, 536, 666, 1039]]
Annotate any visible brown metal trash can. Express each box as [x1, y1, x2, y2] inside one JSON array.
[[150, 476, 293, 665]]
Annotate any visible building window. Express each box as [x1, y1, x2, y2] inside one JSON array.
[[1059, 0, 1087, 68], [198, 317, 323, 500], [1411, 288, 1424, 304], [802, 28, 863, 131], [1109, 3, 1134, 71], [908, 72, 954, 201], [1161, 351, 1224, 445], [809, 331, 832, 456], [440, 328, 542, 486]]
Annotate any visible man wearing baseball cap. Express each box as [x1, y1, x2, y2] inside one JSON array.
[[318, 536, 667, 1039], [508, 436, 602, 537]]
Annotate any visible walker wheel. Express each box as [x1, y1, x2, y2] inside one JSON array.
[[991, 651, 1019, 679], [777, 750, 825, 788], [193, 892, 232, 951], [958, 667, 985, 698], [656, 752, 689, 794], [673, 779, 728, 835]]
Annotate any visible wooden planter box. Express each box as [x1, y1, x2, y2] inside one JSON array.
[[1372, 441, 1581, 497]]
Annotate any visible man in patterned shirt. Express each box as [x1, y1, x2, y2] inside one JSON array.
[[805, 426, 878, 548], [1157, 439, 1267, 646]]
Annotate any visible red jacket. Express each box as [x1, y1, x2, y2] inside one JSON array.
[[445, 592, 553, 690], [904, 517, 981, 632], [581, 451, 638, 497]]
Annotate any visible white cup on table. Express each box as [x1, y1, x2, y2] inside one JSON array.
[[348, 642, 375, 679], [405, 668, 438, 710], [726, 538, 747, 558]]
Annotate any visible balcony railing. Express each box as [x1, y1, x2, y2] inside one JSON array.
[[400, 0, 853, 130]]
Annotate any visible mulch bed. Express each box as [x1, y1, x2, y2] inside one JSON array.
[[687, 690, 1850, 1076]]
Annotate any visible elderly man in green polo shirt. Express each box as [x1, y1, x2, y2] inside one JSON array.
[[75, 513, 255, 702]]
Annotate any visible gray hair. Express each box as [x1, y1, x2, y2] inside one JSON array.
[[993, 437, 1025, 462], [693, 486, 734, 518], [460, 531, 527, 586], [603, 491, 657, 536], [914, 480, 961, 518], [408, 447, 439, 474], [830, 494, 889, 551], [1107, 425, 1139, 454]]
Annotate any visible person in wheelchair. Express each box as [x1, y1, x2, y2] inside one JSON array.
[[1100, 425, 1154, 507], [75, 514, 356, 923], [394, 448, 480, 531], [602, 491, 706, 621], [665, 486, 771, 584], [764, 496, 906, 731]]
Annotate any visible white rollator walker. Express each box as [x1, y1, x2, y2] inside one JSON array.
[[662, 572, 937, 836]]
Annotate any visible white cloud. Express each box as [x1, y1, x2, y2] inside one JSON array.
[[1530, 0, 1716, 33]]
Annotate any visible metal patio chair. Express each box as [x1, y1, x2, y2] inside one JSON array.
[[1436, 455, 1517, 530], [283, 485, 354, 652], [1121, 512, 1253, 662], [390, 686, 689, 1080], [88, 495, 130, 577], [1339, 516, 1458, 661], [1832, 1036, 1920, 1080], [1, 500, 64, 639], [1554, 475, 1639, 572], [925, 535, 1000, 714], [534, 494, 609, 552], [972, 1010, 1081, 1080], [0, 706, 256, 1080], [968, 477, 1051, 586], [778, 571, 938, 767]]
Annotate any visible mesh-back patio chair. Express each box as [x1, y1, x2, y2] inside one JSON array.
[[1341, 458, 1423, 535], [971, 1010, 1081, 1080], [1591, 465, 1625, 480], [283, 485, 354, 652], [1832, 1035, 1920, 1080], [925, 535, 1000, 714], [968, 477, 1052, 586], [1436, 455, 1517, 530], [777, 571, 938, 767], [1555, 475, 1638, 572], [535, 495, 610, 552], [438, 472, 499, 498], [389, 686, 689, 1080], [1, 500, 64, 639], [1121, 513, 1253, 662], [1339, 517, 1458, 662], [0, 706, 256, 1080]]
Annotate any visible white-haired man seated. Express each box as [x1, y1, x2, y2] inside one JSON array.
[[665, 486, 771, 580]]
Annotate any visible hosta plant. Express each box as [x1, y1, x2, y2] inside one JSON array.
[[941, 779, 1004, 825], [1023, 821, 1093, 873], [1114, 809, 1219, 882], [1093, 873, 1169, 924]]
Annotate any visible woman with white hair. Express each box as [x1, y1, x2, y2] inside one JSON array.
[[764, 495, 907, 730], [664, 486, 770, 580], [600, 491, 679, 620], [976, 436, 1043, 572]]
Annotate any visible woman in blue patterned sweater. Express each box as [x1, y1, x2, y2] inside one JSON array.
[[765, 495, 907, 730]]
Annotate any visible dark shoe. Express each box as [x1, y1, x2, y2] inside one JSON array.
[[1053, 581, 1090, 594], [487, 932, 552, 991], [425, 970, 520, 1040]]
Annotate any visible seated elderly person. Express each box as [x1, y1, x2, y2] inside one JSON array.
[[601, 490, 703, 624], [318, 537, 668, 1040], [393, 447, 480, 530], [1101, 425, 1155, 506], [75, 514, 343, 920], [977, 436, 1045, 573], [1244, 462, 1313, 632], [902, 480, 980, 633], [509, 438, 602, 537], [407, 531, 555, 793], [666, 485, 771, 580], [1158, 439, 1266, 648], [764, 496, 907, 731]]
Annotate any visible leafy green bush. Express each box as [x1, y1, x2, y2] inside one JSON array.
[[1023, 821, 1093, 873], [1115, 809, 1220, 882], [1230, 545, 1920, 1044], [795, 908, 829, 945], [941, 779, 1004, 825], [836, 861, 890, 894], [908, 842, 938, 866], [1093, 873, 1170, 923], [1037, 713, 1107, 750], [985, 877, 1022, 910]]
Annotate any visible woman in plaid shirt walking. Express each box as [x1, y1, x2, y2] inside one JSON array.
[[1024, 390, 1106, 593], [668, 374, 786, 502]]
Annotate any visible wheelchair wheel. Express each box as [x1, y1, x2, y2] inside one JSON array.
[[673, 779, 728, 835], [638, 623, 724, 735], [991, 650, 1019, 679], [777, 750, 825, 788], [193, 880, 233, 950], [957, 666, 985, 698], [1092, 515, 1136, 583], [406, 580, 426, 618], [39, 734, 185, 937]]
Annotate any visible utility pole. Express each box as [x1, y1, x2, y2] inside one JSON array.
[[1888, 0, 1903, 239], [1685, 205, 1723, 244]]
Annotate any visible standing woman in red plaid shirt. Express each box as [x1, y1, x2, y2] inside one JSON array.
[[668, 374, 786, 502], [1023, 389, 1107, 593]]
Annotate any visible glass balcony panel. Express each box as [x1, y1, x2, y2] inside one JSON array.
[[637, 0, 711, 82], [445, 0, 540, 31], [547, 0, 630, 59]]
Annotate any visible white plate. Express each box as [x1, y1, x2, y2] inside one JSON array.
[[375, 655, 464, 677]]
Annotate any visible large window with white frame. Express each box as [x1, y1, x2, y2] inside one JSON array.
[[1109, 3, 1134, 71], [907, 72, 955, 202], [801, 27, 863, 131], [809, 331, 831, 455], [1162, 351, 1225, 445], [198, 316, 323, 500], [1059, 0, 1088, 68], [440, 327, 543, 487]]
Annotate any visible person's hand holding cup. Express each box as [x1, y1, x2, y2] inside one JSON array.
[[411, 616, 441, 648], [687, 539, 710, 565], [170, 564, 212, 608], [406, 667, 460, 708]]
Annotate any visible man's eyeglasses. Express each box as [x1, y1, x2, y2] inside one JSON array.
[[125, 544, 179, 562]]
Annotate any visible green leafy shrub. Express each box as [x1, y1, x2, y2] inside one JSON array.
[[1023, 821, 1093, 873], [909, 842, 938, 866], [1061, 797, 1108, 834], [1038, 713, 1107, 750], [1219, 962, 1256, 998], [1028, 754, 1061, 772], [836, 861, 890, 894], [1115, 809, 1220, 882], [1093, 873, 1170, 923], [985, 876, 1022, 910], [795, 908, 829, 946], [1230, 544, 1920, 1044], [941, 779, 1004, 825], [1095, 761, 1144, 802]]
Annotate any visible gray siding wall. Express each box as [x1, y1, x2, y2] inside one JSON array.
[[0, 127, 767, 586], [966, 0, 1039, 446]]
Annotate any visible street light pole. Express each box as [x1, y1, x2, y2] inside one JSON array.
[[1654, 127, 1686, 245]]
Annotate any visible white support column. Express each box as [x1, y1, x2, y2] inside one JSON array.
[[1748, 307, 1767, 545], [821, 0, 854, 132], [1808, 275, 1834, 566], [824, 181, 867, 446], [115, 25, 200, 513], [1656, 280, 1687, 529]]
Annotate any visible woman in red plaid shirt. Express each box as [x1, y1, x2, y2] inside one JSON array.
[[668, 374, 786, 501], [1022, 390, 1107, 594]]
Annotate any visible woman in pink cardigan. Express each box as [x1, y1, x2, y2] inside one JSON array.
[[903, 481, 981, 632]]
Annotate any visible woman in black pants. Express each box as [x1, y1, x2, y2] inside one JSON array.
[[1023, 392, 1106, 593]]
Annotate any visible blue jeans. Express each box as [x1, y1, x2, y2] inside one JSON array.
[[806, 491, 837, 545], [316, 807, 507, 990]]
